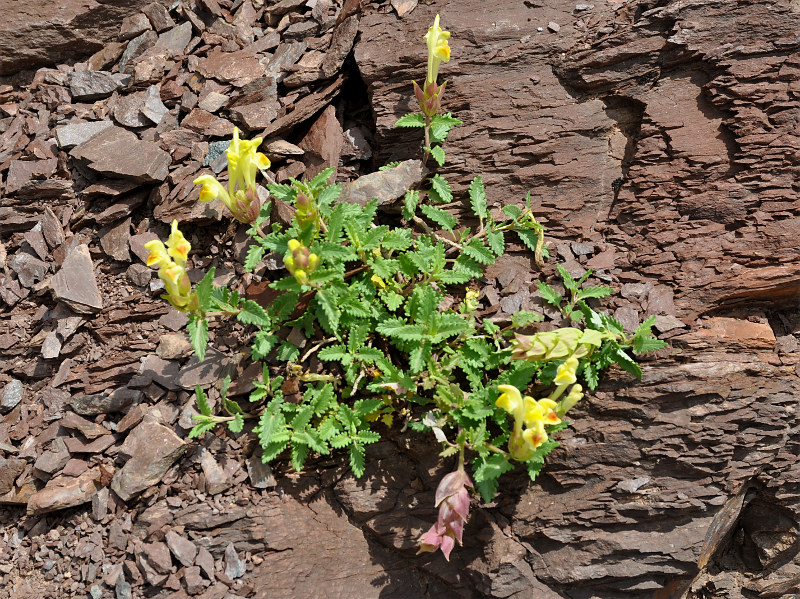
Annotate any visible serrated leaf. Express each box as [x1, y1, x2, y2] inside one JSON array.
[[429, 145, 445, 166], [291, 442, 309, 472], [516, 228, 542, 255], [635, 315, 658, 336], [314, 287, 340, 335], [429, 312, 469, 343], [318, 344, 349, 362], [613, 347, 642, 378], [382, 228, 413, 251], [576, 285, 615, 301], [316, 182, 341, 207], [237, 299, 271, 327], [380, 290, 404, 311], [195, 268, 215, 313], [402, 189, 419, 221], [439, 269, 472, 284], [463, 239, 494, 265], [469, 176, 487, 220], [195, 385, 212, 416], [583, 362, 599, 390], [395, 113, 426, 127], [473, 454, 513, 502], [251, 330, 279, 361], [188, 418, 216, 439], [245, 244, 265, 272], [429, 174, 453, 204], [511, 310, 544, 327], [310, 167, 336, 190], [379, 161, 401, 171], [228, 413, 244, 433], [349, 443, 366, 477], [256, 409, 279, 447], [502, 205, 522, 219], [431, 113, 463, 127], [487, 230, 505, 256], [353, 398, 383, 417], [453, 254, 484, 278], [420, 204, 457, 232], [633, 335, 668, 355], [556, 264, 578, 291], [408, 342, 430, 373], [375, 318, 426, 341], [537, 281, 562, 308], [187, 316, 209, 361], [276, 341, 300, 362]]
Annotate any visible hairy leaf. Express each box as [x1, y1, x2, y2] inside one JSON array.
[[402, 189, 419, 221], [420, 204, 457, 232], [238, 299, 271, 327], [395, 113, 426, 127], [187, 316, 209, 361], [195, 268, 216, 313], [469, 176, 487, 220], [430, 145, 445, 166], [429, 174, 453, 204]]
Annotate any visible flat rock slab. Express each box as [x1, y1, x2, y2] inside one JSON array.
[[26, 469, 103, 515], [52, 244, 103, 314], [55, 120, 114, 150], [111, 419, 187, 501], [339, 159, 428, 206], [196, 49, 265, 87], [70, 71, 130, 101], [71, 126, 170, 183]]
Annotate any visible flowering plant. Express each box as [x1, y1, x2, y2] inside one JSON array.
[[148, 15, 666, 562]]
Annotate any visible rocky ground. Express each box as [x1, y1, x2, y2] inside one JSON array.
[[0, 0, 799, 598]]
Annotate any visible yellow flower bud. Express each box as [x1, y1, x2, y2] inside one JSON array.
[[288, 239, 301, 252], [424, 14, 451, 86]]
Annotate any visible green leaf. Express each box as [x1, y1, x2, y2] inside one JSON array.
[[382, 228, 413, 251], [349, 443, 366, 477], [612, 347, 642, 379], [187, 316, 209, 361], [380, 290, 404, 311], [376, 318, 426, 341], [429, 313, 469, 343], [429, 174, 453, 204], [502, 205, 522, 219], [516, 228, 543, 256], [632, 335, 668, 355], [431, 113, 463, 127], [429, 145, 445, 166], [353, 398, 383, 417], [195, 385, 212, 416], [276, 341, 300, 362], [402, 189, 420, 221], [228, 413, 244, 434], [188, 418, 216, 439], [635, 315, 658, 336], [195, 268, 216, 313], [256, 408, 280, 447], [469, 176, 487, 220], [318, 344, 349, 362], [537, 281, 563, 308], [379, 161, 401, 171], [291, 442, 309, 472], [395, 113, 426, 127], [316, 182, 342, 207], [420, 204, 457, 232], [556, 264, 578, 291], [583, 362, 599, 390], [237, 299, 271, 327], [315, 287, 340, 335], [251, 330, 279, 361], [245, 244, 265, 272], [576, 285, 615, 301], [473, 454, 513, 502], [310, 167, 336, 189], [453, 254, 484, 278], [463, 239, 494, 265], [511, 310, 544, 327]]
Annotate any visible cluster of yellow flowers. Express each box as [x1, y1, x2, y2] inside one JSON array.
[[144, 220, 197, 312], [284, 239, 320, 286], [496, 354, 584, 461], [193, 127, 271, 224], [414, 14, 452, 118]]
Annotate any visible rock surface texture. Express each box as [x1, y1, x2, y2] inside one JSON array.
[[0, 0, 798, 598]]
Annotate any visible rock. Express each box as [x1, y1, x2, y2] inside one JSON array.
[[55, 120, 114, 150], [263, 41, 308, 82], [653, 314, 686, 333], [92, 486, 109, 520], [246, 453, 275, 489], [197, 49, 265, 87], [51, 244, 103, 314], [165, 530, 197, 567], [342, 127, 372, 160], [181, 109, 235, 138], [298, 105, 343, 179], [8, 252, 49, 288], [195, 546, 215, 581], [5, 158, 57, 194], [119, 13, 152, 41], [0, 458, 26, 494], [199, 447, 233, 495], [70, 388, 141, 416], [26, 468, 103, 515], [127, 264, 152, 286], [116, 576, 133, 599], [197, 91, 228, 113], [34, 439, 71, 476], [88, 41, 125, 71], [340, 159, 428, 206], [183, 566, 205, 594], [391, 0, 418, 17], [99, 218, 132, 262], [63, 435, 116, 454], [140, 85, 169, 125], [113, 92, 152, 128], [40, 332, 62, 359], [229, 100, 280, 132], [1, 379, 24, 413], [319, 15, 359, 78], [0, 0, 170, 76], [263, 138, 304, 157], [548, 21, 561, 33], [139, 354, 182, 390], [135, 542, 169, 586], [70, 71, 130, 101], [261, 74, 344, 137], [119, 30, 158, 74], [71, 126, 171, 183], [156, 333, 192, 359], [223, 543, 246, 579], [142, 2, 175, 32], [42, 207, 65, 249], [154, 22, 193, 56], [60, 411, 111, 440], [111, 419, 187, 501]]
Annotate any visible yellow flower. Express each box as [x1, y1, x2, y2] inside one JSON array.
[[498, 385, 561, 461], [145, 240, 170, 269], [424, 14, 451, 86], [554, 357, 579, 386], [523, 397, 561, 428], [193, 128, 270, 224], [496, 384, 522, 415], [166, 220, 190, 265], [144, 222, 197, 312]]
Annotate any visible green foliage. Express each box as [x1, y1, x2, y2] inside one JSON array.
[[169, 77, 667, 523]]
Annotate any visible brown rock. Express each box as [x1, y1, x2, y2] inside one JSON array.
[[60, 411, 111, 440], [261, 74, 345, 138], [183, 565, 205, 594], [0, 458, 26, 494], [99, 218, 132, 262], [198, 448, 232, 495], [196, 49, 265, 87], [114, 91, 152, 127], [229, 100, 280, 132], [165, 530, 197, 567], [142, 2, 175, 32], [26, 468, 103, 515], [298, 105, 343, 180], [340, 159, 427, 206], [5, 158, 57, 194], [111, 418, 187, 501], [119, 13, 152, 41], [52, 244, 103, 314], [71, 126, 171, 183], [181, 109, 235, 138]]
